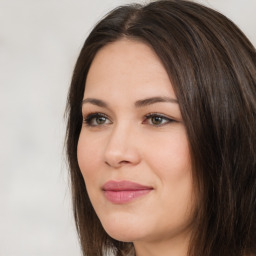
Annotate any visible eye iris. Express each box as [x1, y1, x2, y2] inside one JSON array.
[[152, 116, 162, 125], [96, 116, 106, 124]]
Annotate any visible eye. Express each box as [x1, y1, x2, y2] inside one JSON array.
[[83, 113, 112, 127], [143, 113, 175, 126]]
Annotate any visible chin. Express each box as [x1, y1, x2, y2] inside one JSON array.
[[104, 226, 138, 242], [107, 232, 135, 243], [99, 215, 145, 242]]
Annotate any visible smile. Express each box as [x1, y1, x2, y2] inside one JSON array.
[[102, 180, 153, 204]]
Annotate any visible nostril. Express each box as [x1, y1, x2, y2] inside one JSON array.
[[119, 160, 130, 165], [105, 160, 130, 167]]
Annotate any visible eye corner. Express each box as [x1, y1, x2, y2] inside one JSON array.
[[82, 112, 112, 127], [143, 112, 177, 127]]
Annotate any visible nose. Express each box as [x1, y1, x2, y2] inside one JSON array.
[[104, 123, 141, 168]]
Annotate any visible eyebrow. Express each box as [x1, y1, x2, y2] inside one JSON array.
[[82, 96, 178, 108], [134, 96, 178, 107], [82, 98, 108, 108]]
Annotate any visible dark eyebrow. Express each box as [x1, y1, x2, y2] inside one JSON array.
[[135, 96, 178, 107], [82, 96, 178, 109], [82, 98, 109, 108]]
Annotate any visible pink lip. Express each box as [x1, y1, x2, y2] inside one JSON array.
[[102, 180, 153, 204]]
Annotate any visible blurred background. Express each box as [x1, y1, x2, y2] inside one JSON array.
[[0, 0, 255, 255]]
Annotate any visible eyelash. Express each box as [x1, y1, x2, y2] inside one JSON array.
[[82, 112, 175, 127], [83, 113, 111, 127], [143, 113, 175, 126]]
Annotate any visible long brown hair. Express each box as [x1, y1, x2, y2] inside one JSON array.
[[65, 1, 256, 255]]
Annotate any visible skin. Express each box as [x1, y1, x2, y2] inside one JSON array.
[[77, 39, 195, 256]]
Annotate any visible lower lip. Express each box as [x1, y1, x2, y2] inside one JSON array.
[[104, 189, 152, 204]]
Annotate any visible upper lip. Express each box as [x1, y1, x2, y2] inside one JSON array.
[[102, 180, 153, 191]]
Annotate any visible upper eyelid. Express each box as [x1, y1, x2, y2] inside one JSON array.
[[83, 111, 109, 117], [83, 112, 172, 118], [82, 111, 179, 124], [83, 112, 112, 127], [83, 112, 111, 121], [145, 112, 176, 120], [83, 112, 176, 119], [81, 104, 114, 118], [145, 112, 170, 117]]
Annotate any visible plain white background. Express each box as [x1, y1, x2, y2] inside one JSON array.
[[0, 0, 255, 255]]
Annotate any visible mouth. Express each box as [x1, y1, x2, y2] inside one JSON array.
[[102, 180, 153, 204]]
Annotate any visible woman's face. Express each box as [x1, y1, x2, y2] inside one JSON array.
[[77, 39, 195, 249]]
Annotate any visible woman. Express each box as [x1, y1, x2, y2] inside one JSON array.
[[65, 0, 256, 255]]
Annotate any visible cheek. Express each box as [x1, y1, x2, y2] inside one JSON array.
[[146, 128, 191, 176], [77, 132, 101, 182], [145, 128, 193, 207]]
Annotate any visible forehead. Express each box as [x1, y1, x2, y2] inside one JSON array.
[[84, 39, 176, 99]]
